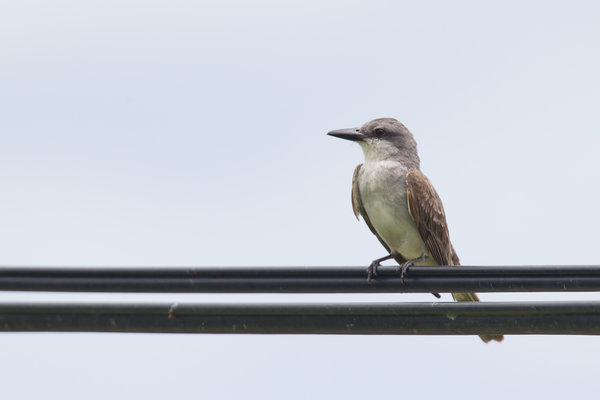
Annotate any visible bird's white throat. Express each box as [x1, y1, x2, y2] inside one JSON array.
[[358, 139, 403, 163]]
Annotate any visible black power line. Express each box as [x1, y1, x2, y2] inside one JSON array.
[[1, 265, 600, 293], [1, 301, 599, 335], [3, 265, 600, 335]]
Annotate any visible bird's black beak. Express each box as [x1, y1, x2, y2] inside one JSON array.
[[327, 128, 364, 142]]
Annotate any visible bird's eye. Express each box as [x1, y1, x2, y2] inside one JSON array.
[[374, 128, 385, 137]]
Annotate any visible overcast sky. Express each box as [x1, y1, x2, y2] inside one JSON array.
[[1, 1, 600, 399]]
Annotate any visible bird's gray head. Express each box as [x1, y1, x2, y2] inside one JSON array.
[[327, 118, 420, 167]]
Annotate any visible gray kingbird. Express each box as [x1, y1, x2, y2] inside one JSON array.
[[328, 118, 503, 343]]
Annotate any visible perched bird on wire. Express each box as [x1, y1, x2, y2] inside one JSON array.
[[328, 118, 503, 343]]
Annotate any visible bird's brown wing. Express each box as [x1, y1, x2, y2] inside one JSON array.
[[352, 164, 398, 256], [406, 168, 457, 266], [406, 170, 503, 342]]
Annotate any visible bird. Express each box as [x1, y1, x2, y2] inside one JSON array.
[[327, 118, 503, 343]]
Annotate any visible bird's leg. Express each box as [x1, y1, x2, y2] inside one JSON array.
[[398, 252, 428, 282], [367, 254, 394, 282]]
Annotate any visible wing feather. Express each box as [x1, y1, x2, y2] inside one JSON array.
[[406, 170, 502, 340], [406, 168, 459, 266]]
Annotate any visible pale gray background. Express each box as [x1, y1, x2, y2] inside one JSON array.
[[1, 1, 600, 399]]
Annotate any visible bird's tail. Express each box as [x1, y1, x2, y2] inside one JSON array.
[[452, 292, 504, 343]]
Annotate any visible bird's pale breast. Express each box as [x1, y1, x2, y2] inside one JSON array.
[[358, 161, 435, 265]]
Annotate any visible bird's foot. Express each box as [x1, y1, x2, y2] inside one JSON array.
[[367, 261, 378, 282], [367, 254, 394, 282], [398, 253, 428, 282]]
